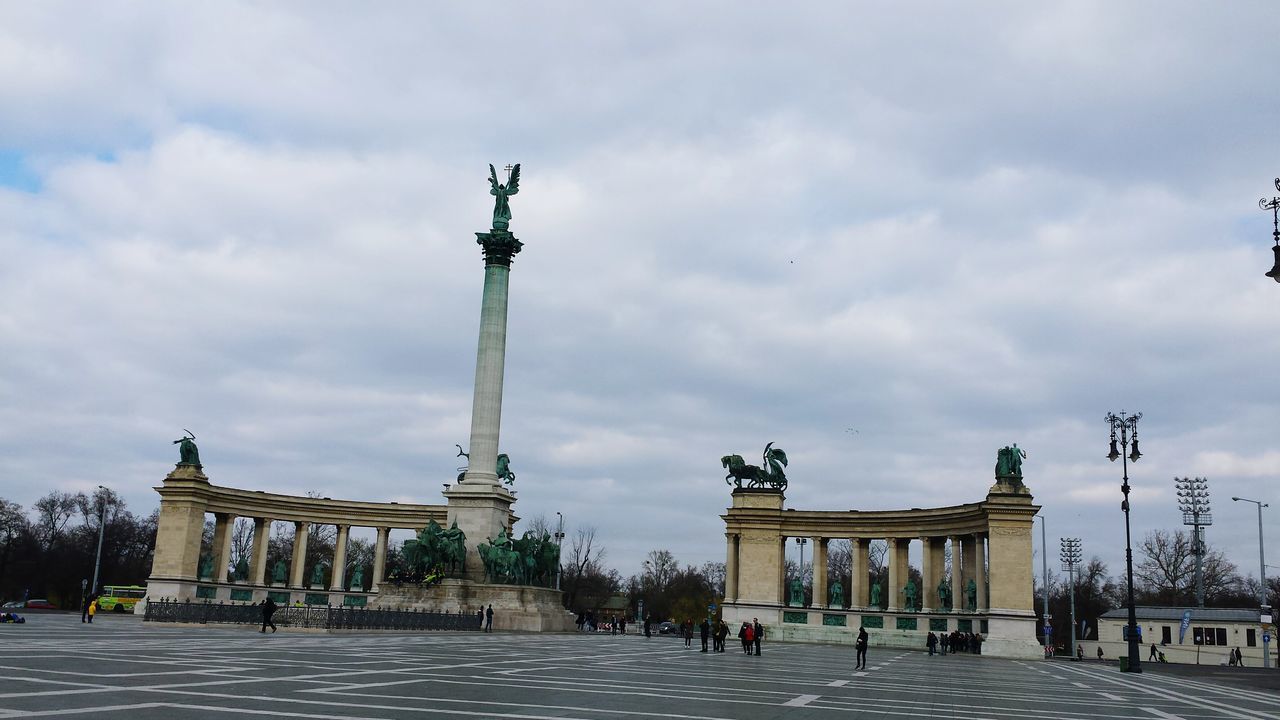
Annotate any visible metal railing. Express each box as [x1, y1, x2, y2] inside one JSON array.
[[144, 599, 482, 631]]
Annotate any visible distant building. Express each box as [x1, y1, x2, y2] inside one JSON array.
[[1076, 606, 1272, 666]]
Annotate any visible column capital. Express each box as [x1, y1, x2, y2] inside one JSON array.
[[476, 230, 523, 267]]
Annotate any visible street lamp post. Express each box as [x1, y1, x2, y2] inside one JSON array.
[[554, 512, 565, 591], [90, 485, 107, 596], [1232, 496, 1270, 669], [1040, 515, 1050, 654], [1061, 537, 1082, 660], [1258, 178, 1280, 282], [1106, 411, 1143, 673], [1175, 477, 1212, 608]]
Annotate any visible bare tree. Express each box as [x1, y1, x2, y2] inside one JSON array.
[[562, 526, 605, 610], [643, 549, 677, 592], [1136, 529, 1242, 604], [699, 561, 726, 597], [521, 514, 551, 538], [229, 517, 254, 573], [75, 487, 124, 527], [33, 491, 79, 545]]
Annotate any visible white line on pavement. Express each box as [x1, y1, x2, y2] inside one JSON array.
[[783, 694, 822, 707], [1098, 693, 1124, 701], [1144, 709, 1188, 720], [827, 680, 849, 687]]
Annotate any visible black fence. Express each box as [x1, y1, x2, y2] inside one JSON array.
[[144, 599, 482, 631]]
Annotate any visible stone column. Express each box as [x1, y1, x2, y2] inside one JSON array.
[[963, 534, 980, 611], [976, 533, 988, 612], [146, 465, 211, 597], [330, 525, 350, 591], [949, 536, 963, 612], [724, 534, 739, 603], [920, 536, 936, 613], [250, 518, 271, 586], [812, 537, 828, 609], [780, 537, 789, 605], [929, 536, 946, 610], [211, 513, 235, 583], [370, 527, 388, 593], [289, 522, 309, 588], [852, 538, 869, 608], [461, 230, 522, 486], [886, 538, 901, 611]]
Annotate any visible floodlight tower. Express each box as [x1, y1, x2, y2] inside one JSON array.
[[1060, 537, 1083, 660], [1174, 477, 1211, 608]]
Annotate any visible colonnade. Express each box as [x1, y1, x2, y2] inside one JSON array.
[[724, 533, 989, 613], [205, 514, 395, 592]]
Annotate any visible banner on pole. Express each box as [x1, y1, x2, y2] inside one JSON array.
[[1179, 609, 1192, 644]]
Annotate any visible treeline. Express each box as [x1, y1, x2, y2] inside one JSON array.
[[0, 489, 156, 607]]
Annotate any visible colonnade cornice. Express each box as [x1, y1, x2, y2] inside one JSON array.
[[155, 477, 446, 530]]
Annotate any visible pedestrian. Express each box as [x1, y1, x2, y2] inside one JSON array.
[[1076, 644, 1083, 661], [260, 597, 277, 633], [477, 608, 484, 630], [927, 631, 937, 656], [576, 612, 585, 632], [1235, 647, 1244, 667], [485, 604, 494, 632], [974, 632, 983, 655], [683, 619, 693, 648], [81, 594, 91, 624], [611, 615, 618, 635], [644, 614, 652, 638], [87, 597, 97, 624], [619, 616, 627, 634], [699, 618, 710, 652], [940, 631, 948, 655], [855, 626, 869, 670], [738, 622, 749, 653], [1096, 646, 1104, 661], [718, 621, 729, 652], [753, 618, 763, 656], [1149, 643, 1157, 661]]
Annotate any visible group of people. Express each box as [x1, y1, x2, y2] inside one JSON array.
[[80, 595, 99, 623], [925, 630, 983, 655], [736, 618, 765, 654], [1227, 646, 1247, 666], [577, 610, 622, 633]]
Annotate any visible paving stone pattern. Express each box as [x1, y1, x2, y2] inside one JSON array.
[[0, 614, 1276, 719]]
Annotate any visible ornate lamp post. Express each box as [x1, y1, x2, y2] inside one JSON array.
[[1060, 537, 1082, 660], [554, 512, 565, 591], [1231, 496, 1270, 668], [1260, 179, 1280, 282], [1106, 411, 1143, 673], [1175, 477, 1211, 608]]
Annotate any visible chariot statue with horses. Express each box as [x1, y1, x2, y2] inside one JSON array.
[[722, 442, 789, 491]]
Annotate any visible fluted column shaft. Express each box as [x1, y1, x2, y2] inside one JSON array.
[[289, 522, 309, 588], [463, 235, 520, 485], [250, 518, 271, 586], [371, 527, 388, 593], [211, 513, 235, 583], [330, 525, 350, 591]]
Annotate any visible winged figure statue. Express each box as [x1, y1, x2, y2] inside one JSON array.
[[489, 163, 520, 230]]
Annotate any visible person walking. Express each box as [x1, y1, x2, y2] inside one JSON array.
[[927, 631, 937, 656], [644, 615, 652, 638], [1148, 643, 1157, 661], [81, 594, 91, 624], [699, 618, 710, 652], [619, 616, 627, 634], [1235, 647, 1245, 667], [683, 619, 693, 648], [753, 618, 764, 656], [1096, 646, 1104, 661], [855, 626, 869, 670], [1076, 644, 1084, 661], [260, 597, 277, 633], [477, 608, 484, 630], [485, 604, 494, 632], [738, 622, 749, 653], [940, 631, 948, 655], [87, 597, 97, 624]]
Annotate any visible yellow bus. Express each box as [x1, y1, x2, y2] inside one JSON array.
[[96, 585, 146, 613]]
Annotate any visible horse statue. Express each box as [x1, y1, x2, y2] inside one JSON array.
[[722, 442, 789, 491], [496, 453, 516, 486]]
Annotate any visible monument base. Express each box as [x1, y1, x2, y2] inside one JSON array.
[[378, 578, 573, 632]]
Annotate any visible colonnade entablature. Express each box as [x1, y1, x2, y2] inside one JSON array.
[[719, 477, 1043, 659], [147, 464, 454, 606]]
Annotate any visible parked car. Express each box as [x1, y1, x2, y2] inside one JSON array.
[[23, 599, 56, 610], [0, 601, 22, 609], [657, 621, 679, 635]]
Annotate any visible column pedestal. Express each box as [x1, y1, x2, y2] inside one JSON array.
[[443, 484, 516, 583]]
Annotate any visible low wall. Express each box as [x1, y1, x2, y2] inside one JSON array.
[[379, 579, 574, 632]]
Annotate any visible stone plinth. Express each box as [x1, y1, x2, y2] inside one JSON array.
[[378, 579, 572, 632], [442, 483, 516, 582]]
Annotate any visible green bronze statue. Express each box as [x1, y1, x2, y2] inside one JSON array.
[[995, 444, 1027, 481], [488, 163, 520, 231], [903, 579, 918, 612], [966, 578, 978, 611], [173, 430, 201, 466], [271, 560, 287, 585], [496, 453, 516, 486], [870, 581, 882, 608], [311, 562, 326, 587], [829, 579, 844, 607], [937, 578, 952, 611], [722, 442, 789, 491], [233, 556, 249, 582], [350, 565, 364, 591], [198, 553, 214, 580], [788, 578, 804, 606]]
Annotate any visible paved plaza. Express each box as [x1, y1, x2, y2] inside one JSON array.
[[0, 614, 1276, 719]]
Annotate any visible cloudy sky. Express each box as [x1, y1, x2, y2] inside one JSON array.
[[2, 2, 1278, 581]]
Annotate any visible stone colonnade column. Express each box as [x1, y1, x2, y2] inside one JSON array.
[[920, 536, 936, 612], [975, 533, 988, 611], [724, 534, 739, 602], [330, 525, 350, 591], [812, 537, 828, 609], [929, 536, 946, 609], [886, 538, 901, 611], [779, 537, 788, 604], [250, 517, 272, 585], [852, 538, 869, 608], [211, 513, 235, 583], [949, 536, 963, 611], [289, 522, 310, 588], [370, 527, 389, 593], [963, 534, 980, 610]]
